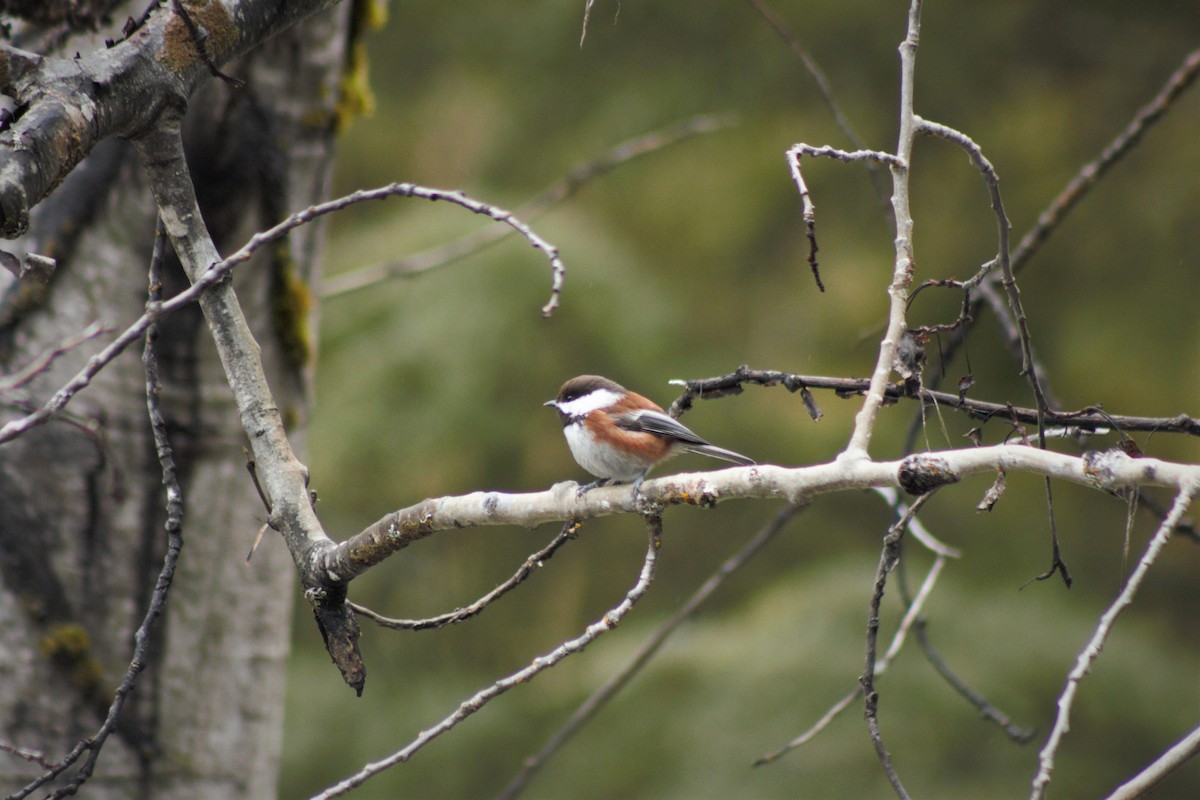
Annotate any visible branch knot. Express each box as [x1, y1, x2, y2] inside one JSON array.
[[898, 454, 960, 495]]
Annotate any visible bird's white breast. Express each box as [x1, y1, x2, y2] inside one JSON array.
[[562, 419, 648, 481]]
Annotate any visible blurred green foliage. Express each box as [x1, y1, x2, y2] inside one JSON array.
[[282, 1, 1200, 797]]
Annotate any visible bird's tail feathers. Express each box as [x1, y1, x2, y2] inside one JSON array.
[[683, 443, 755, 466]]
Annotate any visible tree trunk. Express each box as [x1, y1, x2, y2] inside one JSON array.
[[0, 4, 350, 795]]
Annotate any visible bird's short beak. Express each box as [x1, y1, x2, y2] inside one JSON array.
[[543, 400, 557, 408]]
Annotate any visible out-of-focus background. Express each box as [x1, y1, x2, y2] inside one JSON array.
[[281, 2, 1200, 797]]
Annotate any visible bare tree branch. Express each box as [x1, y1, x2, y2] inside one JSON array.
[[784, 144, 906, 291], [1030, 484, 1199, 799], [1103, 722, 1200, 800], [10, 218, 186, 800], [1010, 47, 1200, 277], [310, 514, 666, 800], [321, 113, 732, 300], [931, 46, 1200, 386], [757, 493, 953, 766], [860, 491, 933, 800], [667, 366, 1200, 438], [1, 177, 569, 449], [747, 0, 889, 206], [498, 504, 807, 800], [317, 444, 1199, 584], [351, 520, 582, 631], [0, 0, 341, 236], [912, 620, 1037, 744], [914, 115, 1071, 587], [841, 0, 922, 459], [131, 114, 371, 691]]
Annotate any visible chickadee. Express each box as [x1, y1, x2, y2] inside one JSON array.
[[545, 374, 754, 495]]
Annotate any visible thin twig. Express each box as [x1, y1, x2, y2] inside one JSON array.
[[0, 322, 109, 392], [755, 554, 947, 766], [914, 116, 1070, 588], [934, 47, 1200, 383], [668, 367, 1200, 438], [783, 145, 906, 292], [1029, 484, 1198, 800], [872, 487, 959, 558], [1102, 722, 1200, 800], [0, 180, 567, 448], [308, 184, 567, 317], [747, 0, 889, 207], [911, 119, 1035, 414], [1012, 47, 1200, 276], [757, 491, 944, 766], [498, 504, 805, 799], [1136, 491, 1198, 543], [12, 219, 186, 800], [351, 520, 582, 630], [579, 0, 597, 46], [973, 280, 1058, 405], [321, 114, 733, 300], [861, 490, 934, 800], [309, 514, 665, 800], [912, 620, 1037, 744], [0, 742, 53, 769], [757, 687, 859, 764], [121, 0, 165, 41]]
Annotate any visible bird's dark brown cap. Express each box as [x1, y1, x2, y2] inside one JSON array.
[[548, 375, 626, 405]]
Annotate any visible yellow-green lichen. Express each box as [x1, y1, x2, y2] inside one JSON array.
[[354, 0, 389, 32], [39, 623, 105, 694], [271, 242, 314, 372], [332, 41, 375, 132], [301, 0, 385, 132]]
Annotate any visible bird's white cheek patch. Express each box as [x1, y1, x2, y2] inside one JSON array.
[[556, 388, 622, 417]]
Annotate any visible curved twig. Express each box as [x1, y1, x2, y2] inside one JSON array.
[[310, 514, 665, 800]]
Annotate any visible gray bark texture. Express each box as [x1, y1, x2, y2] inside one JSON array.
[[0, 1, 351, 795]]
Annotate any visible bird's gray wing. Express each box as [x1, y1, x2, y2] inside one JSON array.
[[615, 409, 711, 446]]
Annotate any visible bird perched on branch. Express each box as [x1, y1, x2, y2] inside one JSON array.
[[545, 374, 754, 495]]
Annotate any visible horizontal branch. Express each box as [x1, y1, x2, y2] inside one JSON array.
[[312, 444, 1200, 585], [669, 368, 1200, 437]]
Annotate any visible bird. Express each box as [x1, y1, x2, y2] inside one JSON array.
[[545, 374, 754, 496]]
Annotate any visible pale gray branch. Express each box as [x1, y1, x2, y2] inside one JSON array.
[[316, 445, 1200, 584], [131, 115, 365, 688], [1030, 484, 1199, 799], [841, 0, 923, 459], [1103, 722, 1200, 800]]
